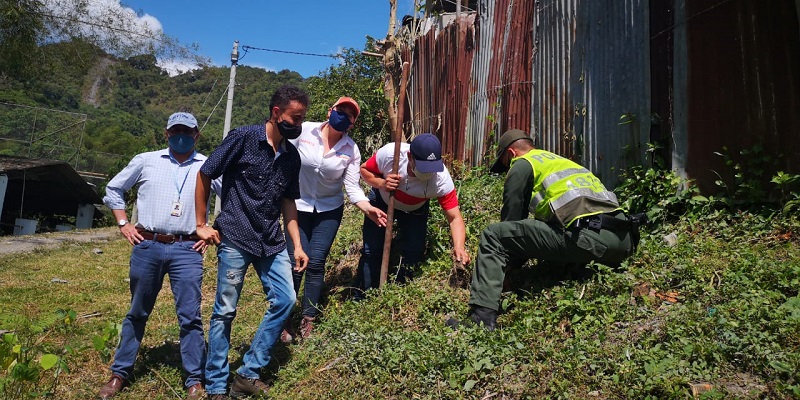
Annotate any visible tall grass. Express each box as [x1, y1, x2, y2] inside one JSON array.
[[0, 166, 798, 399]]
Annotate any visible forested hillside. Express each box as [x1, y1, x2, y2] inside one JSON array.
[[0, 40, 389, 180], [0, 39, 309, 173]]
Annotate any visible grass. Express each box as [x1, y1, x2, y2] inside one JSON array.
[[0, 167, 798, 399]]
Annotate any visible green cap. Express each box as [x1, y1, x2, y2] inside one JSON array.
[[490, 129, 533, 173]]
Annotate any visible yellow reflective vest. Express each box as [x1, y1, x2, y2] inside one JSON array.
[[512, 149, 621, 226]]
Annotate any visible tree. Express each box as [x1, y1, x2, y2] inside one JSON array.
[[305, 43, 388, 154], [0, 0, 46, 78], [0, 0, 207, 80]]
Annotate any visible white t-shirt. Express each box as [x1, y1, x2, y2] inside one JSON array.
[[289, 122, 369, 213], [363, 142, 458, 212]]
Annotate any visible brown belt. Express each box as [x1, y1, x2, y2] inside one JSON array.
[[136, 228, 201, 243]]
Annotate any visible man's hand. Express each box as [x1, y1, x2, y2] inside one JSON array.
[[191, 239, 209, 254], [452, 246, 471, 266], [293, 247, 309, 272], [196, 225, 220, 245], [366, 205, 388, 227], [119, 223, 143, 246], [382, 173, 401, 191]]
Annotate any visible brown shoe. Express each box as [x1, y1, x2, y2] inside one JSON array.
[[186, 383, 205, 400], [230, 375, 269, 397], [298, 316, 315, 340], [97, 375, 125, 399], [209, 395, 229, 400]]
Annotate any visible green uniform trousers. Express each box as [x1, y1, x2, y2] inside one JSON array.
[[469, 213, 633, 311]]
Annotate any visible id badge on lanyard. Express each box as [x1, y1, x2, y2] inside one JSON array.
[[171, 201, 183, 217], [172, 161, 191, 218]]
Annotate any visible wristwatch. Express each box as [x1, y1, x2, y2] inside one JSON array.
[[117, 219, 128, 227]]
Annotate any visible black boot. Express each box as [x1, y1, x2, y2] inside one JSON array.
[[446, 305, 497, 331], [468, 306, 497, 331]]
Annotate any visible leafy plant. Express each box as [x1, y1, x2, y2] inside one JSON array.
[[712, 145, 777, 206], [771, 171, 800, 215], [614, 165, 711, 223], [92, 322, 121, 365], [0, 309, 76, 399]]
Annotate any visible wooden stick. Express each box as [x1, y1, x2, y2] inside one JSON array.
[[380, 61, 410, 287]]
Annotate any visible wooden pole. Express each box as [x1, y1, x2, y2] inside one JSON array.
[[380, 61, 410, 287]]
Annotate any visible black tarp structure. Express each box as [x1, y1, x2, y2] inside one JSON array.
[[0, 155, 103, 235]]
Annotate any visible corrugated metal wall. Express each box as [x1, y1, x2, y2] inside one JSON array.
[[464, 0, 535, 166], [401, 14, 477, 164], [402, 1, 651, 184], [531, 0, 651, 184], [683, 0, 800, 192], [400, 2, 534, 167], [398, 0, 799, 190]]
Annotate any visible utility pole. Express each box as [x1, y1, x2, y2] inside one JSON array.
[[214, 40, 239, 216]]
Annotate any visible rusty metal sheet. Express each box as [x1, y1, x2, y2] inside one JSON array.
[[684, 0, 800, 192]]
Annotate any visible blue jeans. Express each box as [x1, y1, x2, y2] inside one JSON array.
[[286, 206, 343, 318], [354, 189, 429, 298], [110, 240, 205, 388], [205, 239, 295, 395]]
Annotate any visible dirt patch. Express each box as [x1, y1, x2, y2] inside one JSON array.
[[84, 57, 115, 107], [0, 227, 119, 256]]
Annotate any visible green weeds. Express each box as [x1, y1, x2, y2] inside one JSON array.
[[0, 310, 75, 398], [0, 164, 798, 398]]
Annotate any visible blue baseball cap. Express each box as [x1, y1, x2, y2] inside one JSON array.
[[409, 133, 444, 173], [166, 112, 198, 130]]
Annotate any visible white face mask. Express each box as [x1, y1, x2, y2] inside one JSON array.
[[412, 167, 434, 181]]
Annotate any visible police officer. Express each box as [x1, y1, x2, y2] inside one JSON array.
[[455, 129, 636, 330]]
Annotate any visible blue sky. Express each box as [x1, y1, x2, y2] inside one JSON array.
[[121, 1, 416, 77]]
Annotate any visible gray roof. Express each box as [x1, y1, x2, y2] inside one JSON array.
[[0, 155, 103, 218]]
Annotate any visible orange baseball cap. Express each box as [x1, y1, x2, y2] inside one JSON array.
[[332, 97, 360, 119]]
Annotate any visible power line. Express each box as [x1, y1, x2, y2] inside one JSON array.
[[29, 10, 167, 43], [200, 83, 230, 133], [240, 45, 341, 59], [0, 101, 88, 117]]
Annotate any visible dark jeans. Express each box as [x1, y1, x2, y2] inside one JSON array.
[[110, 240, 205, 388], [285, 206, 344, 318], [354, 189, 429, 298]]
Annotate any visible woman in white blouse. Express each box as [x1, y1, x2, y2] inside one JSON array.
[[283, 97, 386, 342]]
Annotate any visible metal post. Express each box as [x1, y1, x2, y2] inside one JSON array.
[[213, 41, 239, 216]]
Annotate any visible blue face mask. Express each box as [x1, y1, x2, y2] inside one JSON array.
[[328, 109, 352, 132], [168, 134, 196, 154]]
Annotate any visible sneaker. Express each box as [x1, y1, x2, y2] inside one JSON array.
[[298, 316, 315, 340], [230, 375, 269, 398]]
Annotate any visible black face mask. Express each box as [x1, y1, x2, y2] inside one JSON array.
[[277, 119, 302, 139]]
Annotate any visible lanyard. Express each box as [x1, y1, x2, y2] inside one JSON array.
[[173, 160, 193, 201]]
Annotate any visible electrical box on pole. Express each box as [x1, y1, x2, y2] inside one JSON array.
[[214, 40, 239, 216]]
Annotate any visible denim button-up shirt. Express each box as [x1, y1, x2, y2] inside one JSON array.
[[103, 148, 221, 235], [200, 123, 301, 258]]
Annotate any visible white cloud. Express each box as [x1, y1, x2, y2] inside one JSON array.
[[156, 59, 200, 77], [42, 0, 164, 55], [244, 63, 276, 73]]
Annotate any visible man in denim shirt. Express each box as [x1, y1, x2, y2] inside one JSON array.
[[98, 111, 221, 400], [195, 85, 310, 399]]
